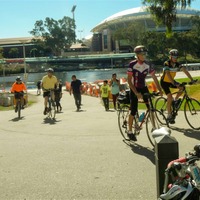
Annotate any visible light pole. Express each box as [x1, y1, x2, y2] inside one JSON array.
[[71, 5, 76, 43], [78, 30, 83, 41], [19, 40, 28, 84]]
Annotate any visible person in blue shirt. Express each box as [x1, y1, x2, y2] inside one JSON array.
[[110, 73, 120, 110]]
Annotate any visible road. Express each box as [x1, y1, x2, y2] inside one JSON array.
[[0, 83, 200, 200]]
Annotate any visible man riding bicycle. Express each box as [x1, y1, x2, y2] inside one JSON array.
[[41, 68, 58, 115], [10, 76, 27, 112], [127, 45, 163, 141], [160, 49, 195, 124]]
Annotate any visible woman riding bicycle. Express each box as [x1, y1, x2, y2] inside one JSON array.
[[160, 49, 195, 124], [10, 76, 27, 112], [127, 45, 163, 141]]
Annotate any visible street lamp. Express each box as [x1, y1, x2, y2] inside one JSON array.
[[19, 39, 28, 84], [71, 5, 76, 43], [78, 30, 83, 41]]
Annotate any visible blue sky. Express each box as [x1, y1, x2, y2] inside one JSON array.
[[0, 0, 200, 39]]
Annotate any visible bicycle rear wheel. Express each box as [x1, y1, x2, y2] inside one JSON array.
[[184, 98, 200, 130], [146, 110, 168, 147], [118, 105, 130, 140], [155, 96, 168, 124]]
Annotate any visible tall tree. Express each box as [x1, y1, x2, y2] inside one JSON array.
[[30, 16, 75, 56], [142, 0, 193, 37]]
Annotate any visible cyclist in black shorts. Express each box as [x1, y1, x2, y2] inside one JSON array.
[[127, 45, 163, 141], [160, 49, 194, 124]]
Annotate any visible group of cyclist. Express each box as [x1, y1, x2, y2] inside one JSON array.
[[126, 45, 195, 141], [10, 45, 196, 134], [10, 68, 63, 115]]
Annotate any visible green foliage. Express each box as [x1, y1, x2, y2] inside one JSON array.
[[142, 0, 192, 37], [30, 16, 75, 56]]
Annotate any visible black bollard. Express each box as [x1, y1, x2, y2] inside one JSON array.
[[154, 135, 179, 198]]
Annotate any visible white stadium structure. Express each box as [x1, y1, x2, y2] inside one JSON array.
[[91, 6, 200, 52]]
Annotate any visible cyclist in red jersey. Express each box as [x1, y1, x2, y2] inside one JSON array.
[[127, 45, 163, 141]]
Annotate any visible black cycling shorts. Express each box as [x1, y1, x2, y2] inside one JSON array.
[[130, 86, 149, 116], [160, 80, 177, 95]]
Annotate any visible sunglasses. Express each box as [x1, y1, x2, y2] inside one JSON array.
[[171, 56, 178, 59], [138, 52, 147, 56]]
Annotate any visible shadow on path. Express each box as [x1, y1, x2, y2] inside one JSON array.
[[170, 126, 200, 140], [123, 139, 155, 165]]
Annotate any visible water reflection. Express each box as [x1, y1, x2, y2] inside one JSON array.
[[0, 68, 127, 90]]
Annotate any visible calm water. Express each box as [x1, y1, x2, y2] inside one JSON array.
[[0, 68, 127, 90]]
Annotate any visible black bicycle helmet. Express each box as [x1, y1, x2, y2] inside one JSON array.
[[134, 45, 148, 54], [47, 68, 54, 72], [169, 49, 179, 56], [16, 76, 22, 81]]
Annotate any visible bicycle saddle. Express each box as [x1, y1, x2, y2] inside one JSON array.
[[152, 127, 171, 138]]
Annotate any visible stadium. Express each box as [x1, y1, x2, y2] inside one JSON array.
[[91, 6, 200, 52]]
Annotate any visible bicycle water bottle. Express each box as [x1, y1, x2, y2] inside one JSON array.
[[139, 112, 145, 122], [190, 164, 200, 189]]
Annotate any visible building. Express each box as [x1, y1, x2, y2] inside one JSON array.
[[91, 6, 200, 52]]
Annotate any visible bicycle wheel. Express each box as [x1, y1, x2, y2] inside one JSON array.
[[184, 98, 200, 130], [118, 105, 130, 140], [51, 100, 56, 119], [146, 110, 168, 147], [17, 101, 21, 119], [155, 96, 168, 124]]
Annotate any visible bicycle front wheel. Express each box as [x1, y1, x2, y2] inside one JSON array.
[[146, 110, 168, 147], [17, 101, 21, 119], [118, 105, 130, 140], [51, 100, 56, 119], [184, 98, 200, 130], [154, 96, 168, 124]]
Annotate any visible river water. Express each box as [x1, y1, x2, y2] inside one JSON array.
[[0, 68, 127, 90]]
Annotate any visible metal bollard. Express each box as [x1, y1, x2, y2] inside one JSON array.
[[154, 135, 179, 198]]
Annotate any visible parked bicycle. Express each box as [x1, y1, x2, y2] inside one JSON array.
[[155, 79, 200, 130], [159, 144, 200, 199], [45, 89, 56, 119], [117, 90, 169, 147]]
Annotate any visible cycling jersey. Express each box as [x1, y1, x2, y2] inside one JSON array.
[[42, 75, 57, 89], [161, 60, 183, 83], [10, 82, 26, 93], [127, 60, 155, 88]]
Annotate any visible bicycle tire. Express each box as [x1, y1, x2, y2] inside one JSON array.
[[17, 100, 21, 119], [51, 100, 56, 119], [146, 109, 168, 147], [184, 98, 200, 130], [155, 96, 168, 124], [118, 105, 130, 140]]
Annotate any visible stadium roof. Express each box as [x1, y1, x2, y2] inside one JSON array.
[[91, 6, 200, 33]]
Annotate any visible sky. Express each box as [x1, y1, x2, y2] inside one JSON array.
[[0, 0, 200, 39]]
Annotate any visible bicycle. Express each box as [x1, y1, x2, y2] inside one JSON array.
[[117, 90, 169, 147], [45, 89, 56, 119], [155, 79, 200, 130]]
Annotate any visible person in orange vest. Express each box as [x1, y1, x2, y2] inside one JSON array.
[[10, 76, 27, 112]]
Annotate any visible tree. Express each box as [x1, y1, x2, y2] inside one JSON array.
[[30, 16, 75, 56], [142, 0, 193, 37], [9, 48, 19, 58]]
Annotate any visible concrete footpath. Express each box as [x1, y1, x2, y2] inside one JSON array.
[[0, 88, 200, 200]]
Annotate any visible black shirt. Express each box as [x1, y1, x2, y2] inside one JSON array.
[[71, 79, 82, 94]]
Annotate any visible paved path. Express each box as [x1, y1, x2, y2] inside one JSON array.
[[0, 87, 200, 200]]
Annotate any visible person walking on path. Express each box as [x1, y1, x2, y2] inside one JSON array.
[[109, 73, 120, 110], [70, 75, 82, 112], [41, 68, 58, 115], [127, 45, 163, 141], [54, 79, 63, 112], [160, 49, 195, 124], [100, 80, 111, 111], [36, 80, 42, 95]]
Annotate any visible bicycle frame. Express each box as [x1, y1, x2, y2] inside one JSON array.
[[46, 89, 56, 119]]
